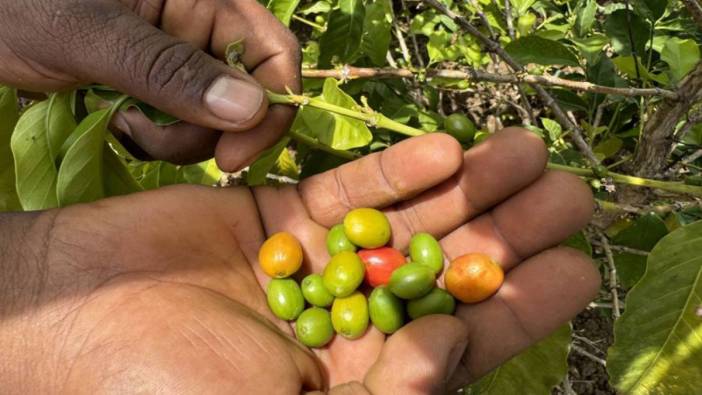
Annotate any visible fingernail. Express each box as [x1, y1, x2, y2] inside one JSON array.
[[446, 340, 468, 380], [205, 76, 264, 124]]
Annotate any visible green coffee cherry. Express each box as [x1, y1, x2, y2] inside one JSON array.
[[407, 288, 456, 320], [301, 274, 334, 307], [409, 232, 444, 275], [343, 208, 391, 248], [267, 278, 304, 321], [388, 262, 436, 299], [322, 251, 365, 297], [331, 292, 369, 339], [296, 307, 335, 348], [326, 224, 357, 256], [369, 287, 405, 334]]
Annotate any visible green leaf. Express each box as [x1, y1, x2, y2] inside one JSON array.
[[612, 56, 669, 85], [661, 38, 701, 84], [466, 324, 571, 394], [562, 231, 593, 256], [604, 10, 651, 56], [103, 145, 143, 197], [247, 137, 291, 185], [11, 101, 59, 210], [300, 0, 331, 15], [572, 34, 610, 65], [179, 159, 222, 186], [427, 29, 460, 63], [56, 109, 110, 206], [509, 0, 536, 16], [318, 0, 365, 67], [300, 78, 372, 150], [549, 89, 589, 112], [275, 148, 300, 179], [587, 54, 616, 87], [361, 0, 393, 66], [0, 86, 21, 211], [575, 0, 597, 37], [46, 92, 77, 163], [505, 36, 579, 66], [613, 252, 647, 289], [132, 102, 180, 126], [612, 214, 668, 251], [267, 0, 301, 26], [594, 136, 623, 159], [608, 220, 702, 394], [541, 118, 562, 141], [634, 0, 667, 22]]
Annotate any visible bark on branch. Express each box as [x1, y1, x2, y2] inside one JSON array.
[[301, 67, 678, 99], [681, 0, 702, 30], [631, 62, 702, 177]]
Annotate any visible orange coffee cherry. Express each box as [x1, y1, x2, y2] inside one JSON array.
[[445, 253, 504, 303], [258, 232, 303, 278]]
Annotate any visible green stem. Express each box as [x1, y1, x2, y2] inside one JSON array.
[[269, 90, 702, 197], [287, 128, 360, 160], [267, 91, 426, 137], [547, 163, 702, 196], [292, 15, 326, 31]]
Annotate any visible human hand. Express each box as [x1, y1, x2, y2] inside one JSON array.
[[0, 0, 299, 168], [0, 129, 599, 393]]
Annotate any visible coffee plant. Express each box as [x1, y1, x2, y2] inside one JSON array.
[[1, 0, 702, 393]]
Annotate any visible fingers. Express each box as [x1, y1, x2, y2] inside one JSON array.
[[59, 2, 267, 131], [364, 315, 469, 395], [385, 128, 548, 248], [215, 105, 298, 171], [324, 382, 372, 395], [447, 247, 600, 389], [111, 109, 220, 164], [439, 171, 594, 271], [158, 0, 302, 171], [299, 133, 464, 227]]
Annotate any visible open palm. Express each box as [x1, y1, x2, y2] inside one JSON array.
[[5, 129, 599, 394]]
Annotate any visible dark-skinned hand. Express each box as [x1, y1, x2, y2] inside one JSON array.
[[0, 0, 300, 168], [0, 130, 600, 394]]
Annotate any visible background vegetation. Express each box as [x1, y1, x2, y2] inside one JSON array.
[[1, 0, 702, 393]]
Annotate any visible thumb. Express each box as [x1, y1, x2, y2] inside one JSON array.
[[68, 3, 268, 131], [364, 315, 469, 395]]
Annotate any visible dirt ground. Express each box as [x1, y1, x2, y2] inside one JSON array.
[[556, 308, 617, 395]]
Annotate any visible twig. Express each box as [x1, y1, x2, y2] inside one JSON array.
[[571, 344, 608, 367], [598, 232, 621, 319], [504, 0, 515, 39], [394, 24, 413, 65], [467, 0, 497, 40], [562, 376, 577, 395], [624, 0, 642, 85], [681, 0, 702, 30], [590, 240, 649, 256], [400, 0, 425, 68], [301, 67, 678, 99], [421, 0, 601, 166], [666, 148, 702, 177], [548, 163, 702, 196], [573, 334, 605, 349], [292, 15, 326, 32]]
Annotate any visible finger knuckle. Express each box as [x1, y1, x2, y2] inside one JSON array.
[[140, 39, 209, 96]]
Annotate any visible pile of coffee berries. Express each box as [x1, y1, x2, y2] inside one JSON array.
[[259, 208, 505, 348]]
